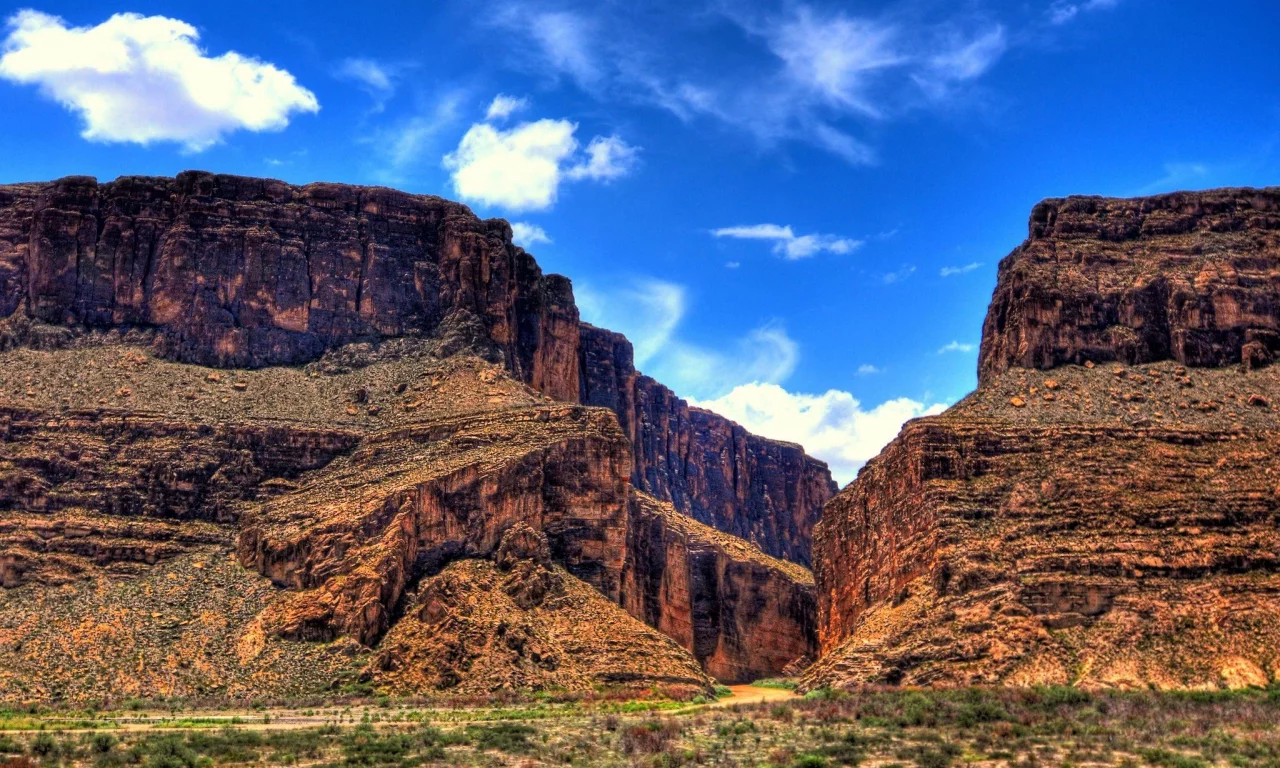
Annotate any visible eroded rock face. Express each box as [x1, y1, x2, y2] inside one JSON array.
[[622, 492, 817, 682], [810, 186, 1280, 692], [979, 187, 1280, 385], [581, 325, 836, 565], [0, 173, 834, 564]]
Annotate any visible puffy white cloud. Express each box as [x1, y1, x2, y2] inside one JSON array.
[[940, 262, 982, 277], [444, 114, 638, 212], [711, 223, 862, 260], [510, 221, 551, 248], [0, 9, 318, 151], [485, 93, 528, 121], [938, 340, 976, 354], [692, 383, 947, 485], [856, 364, 883, 375]]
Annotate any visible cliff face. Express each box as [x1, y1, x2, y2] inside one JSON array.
[[0, 172, 834, 563], [979, 187, 1280, 385], [0, 172, 822, 700], [809, 186, 1280, 692], [622, 492, 816, 683], [580, 325, 835, 565]]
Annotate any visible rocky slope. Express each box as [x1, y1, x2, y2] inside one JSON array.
[[0, 172, 821, 701], [0, 172, 834, 563], [807, 186, 1280, 691]]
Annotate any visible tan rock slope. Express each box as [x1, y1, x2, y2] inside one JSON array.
[[0, 172, 823, 702], [806, 187, 1280, 691]]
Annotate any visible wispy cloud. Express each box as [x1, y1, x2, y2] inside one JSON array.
[[883, 264, 917, 284], [940, 261, 982, 277], [486, 2, 1008, 164], [1137, 161, 1212, 195], [938, 340, 976, 354], [0, 9, 317, 151], [576, 278, 796, 399], [711, 223, 862, 260], [1048, 0, 1121, 25], [856, 364, 883, 376], [363, 89, 467, 183]]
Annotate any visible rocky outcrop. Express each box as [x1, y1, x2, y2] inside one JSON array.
[[979, 187, 1280, 384], [622, 492, 816, 682], [0, 173, 833, 563], [809, 186, 1280, 692], [580, 325, 836, 564]]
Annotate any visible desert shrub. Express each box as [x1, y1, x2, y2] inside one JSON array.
[[141, 736, 201, 768], [0, 738, 21, 755], [28, 735, 56, 759], [467, 723, 535, 754], [621, 720, 681, 755]]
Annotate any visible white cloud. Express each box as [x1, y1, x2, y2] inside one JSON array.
[[528, 10, 601, 88], [485, 93, 529, 121], [938, 340, 976, 354], [577, 278, 797, 400], [365, 90, 466, 182], [565, 135, 639, 181], [856, 364, 883, 376], [577, 279, 685, 368], [692, 383, 947, 485], [925, 26, 1007, 83], [337, 57, 393, 96], [490, 3, 1007, 164], [510, 221, 551, 248], [725, 261, 741, 269], [711, 223, 862, 260], [444, 114, 639, 212], [0, 9, 318, 151], [883, 264, 917, 284], [940, 261, 982, 277], [767, 6, 907, 117], [1048, 0, 1121, 25]]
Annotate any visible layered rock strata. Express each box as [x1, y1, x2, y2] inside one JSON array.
[[808, 187, 1280, 691], [0, 173, 834, 563], [622, 492, 817, 682]]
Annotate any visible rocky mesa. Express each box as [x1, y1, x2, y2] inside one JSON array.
[[807, 186, 1280, 692], [0, 172, 824, 702]]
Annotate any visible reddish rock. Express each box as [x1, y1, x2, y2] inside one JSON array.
[[979, 187, 1280, 384], [622, 492, 817, 682], [0, 173, 834, 563], [809, 186, 1280, 692]]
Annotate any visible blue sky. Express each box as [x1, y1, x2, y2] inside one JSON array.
[[1, 0, 1277, 482]]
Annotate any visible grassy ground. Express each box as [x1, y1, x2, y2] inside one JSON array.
[[2, 686, 1280, 767]]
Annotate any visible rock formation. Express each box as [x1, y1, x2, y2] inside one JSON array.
[[0, 172, 834, 563], [807, 186, 1280, 691], [0, 172, 822, 701]]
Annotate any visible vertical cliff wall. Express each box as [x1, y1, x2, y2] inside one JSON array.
[[808, 186, 1280, 692], [0, 172, 834, 563]]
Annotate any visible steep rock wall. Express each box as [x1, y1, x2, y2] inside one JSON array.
[[979, 187, 1280, 385], [0, 173, 834, 563]]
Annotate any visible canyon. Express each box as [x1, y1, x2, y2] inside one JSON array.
[[3, 174, 1278, 701]]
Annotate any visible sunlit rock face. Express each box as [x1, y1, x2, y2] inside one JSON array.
[[808, 186, 1280, 692]]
